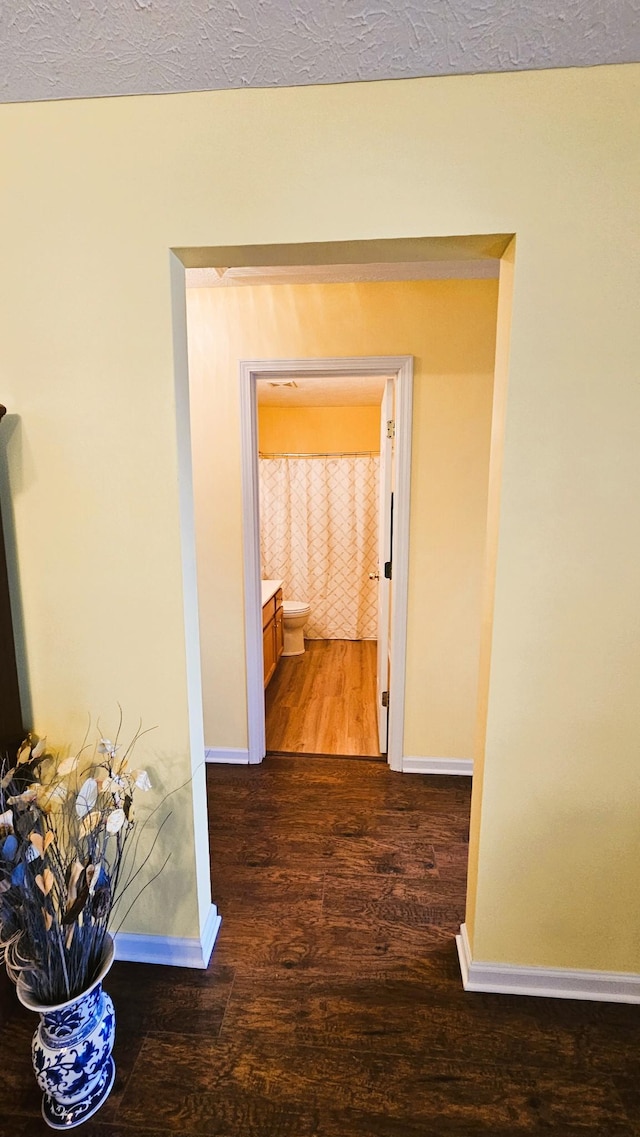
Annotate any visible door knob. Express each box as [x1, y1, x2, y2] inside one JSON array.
[[369, 571, 380, 580]]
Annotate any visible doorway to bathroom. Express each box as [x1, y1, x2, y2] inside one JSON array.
[[239, 356, 413, 769], [259, 375, 383, 758]]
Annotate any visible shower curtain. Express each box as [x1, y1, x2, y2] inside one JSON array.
[[259, 455, 379, 640]]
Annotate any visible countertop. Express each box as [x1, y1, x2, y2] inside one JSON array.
[[261, 579, 283, 606]]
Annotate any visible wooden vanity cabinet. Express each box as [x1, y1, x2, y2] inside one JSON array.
[[262, 587, 283, 687]]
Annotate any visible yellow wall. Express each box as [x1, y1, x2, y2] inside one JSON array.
[[258, 405, 381, 453], [465, 237, 516, 942], [187, 280, 497, 757], [1, 63, 638, 973]]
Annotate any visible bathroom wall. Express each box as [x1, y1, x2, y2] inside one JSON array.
[[187, 278, 498, 759], [258, 405, 380, 453]]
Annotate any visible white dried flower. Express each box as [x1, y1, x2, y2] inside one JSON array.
[[76, 778, 98, 818], [98, 739, 119, 759], [106, 809, 126, 835], [0, 808, 14, 831]]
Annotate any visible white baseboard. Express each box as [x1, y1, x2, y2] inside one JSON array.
[[456, 922, 640, 1004], [205, 747, 250, 764], [114, 903, 221, 969], [402, 756, 473, 776]]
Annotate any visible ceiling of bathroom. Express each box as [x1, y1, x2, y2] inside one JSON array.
[[1, 1, 637, 105], [257, 375, 387, 407]]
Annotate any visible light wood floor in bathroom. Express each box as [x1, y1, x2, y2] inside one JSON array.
[[265, 639, 384, 758]]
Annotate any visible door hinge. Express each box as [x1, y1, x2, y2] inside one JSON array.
[[384, 561, 392, 580], [386, 419, 395, 439], [381, 690, 390, 708]]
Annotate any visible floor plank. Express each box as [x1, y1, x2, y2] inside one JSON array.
[[265, 639, 382, 757]]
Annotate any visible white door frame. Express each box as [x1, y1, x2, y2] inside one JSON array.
[[376, 377, 394, 752], [239, 356, 413, 771]]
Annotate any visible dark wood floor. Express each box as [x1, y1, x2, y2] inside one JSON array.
[[266, 639, 382, 757], [2, 758, 640, 1135]]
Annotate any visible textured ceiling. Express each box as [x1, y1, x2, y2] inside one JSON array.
[[1, 1, 638, 105]]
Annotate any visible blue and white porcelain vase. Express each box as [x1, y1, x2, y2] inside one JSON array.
[[17, 935, 116, 1130]]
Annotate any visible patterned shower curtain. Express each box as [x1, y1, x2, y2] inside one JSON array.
[[259, 455, 379, 640]]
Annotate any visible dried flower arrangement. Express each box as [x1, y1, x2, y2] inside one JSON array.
[[0, 721, 166, 1005]]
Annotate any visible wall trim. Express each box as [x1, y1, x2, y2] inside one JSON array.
[[402, 756, 473, 776], [456, 922, 640, 1005], [114, 904, 221, 970], [205, 747, 250, 764]]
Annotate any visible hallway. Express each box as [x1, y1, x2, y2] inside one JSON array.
[[2, 758, 639, 1134]]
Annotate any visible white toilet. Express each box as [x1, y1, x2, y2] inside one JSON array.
[[282, 600, 311, 656]]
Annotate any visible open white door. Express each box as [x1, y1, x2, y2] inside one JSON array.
[[376, 378, 394, 753]]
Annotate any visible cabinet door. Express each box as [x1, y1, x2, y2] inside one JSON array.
[[262, 596, 276, 629], [275, 606, 284, 662], [263, 619, 276, 687]]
